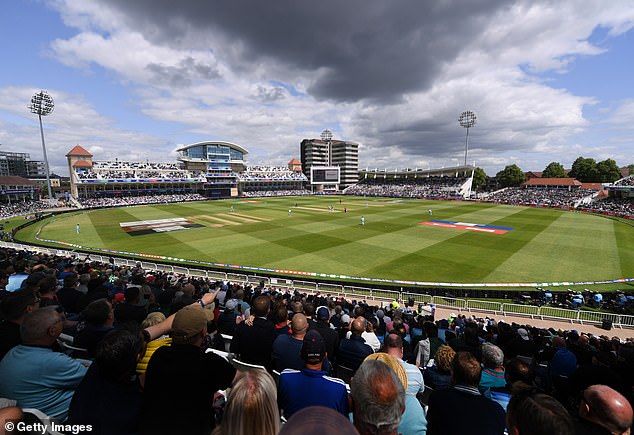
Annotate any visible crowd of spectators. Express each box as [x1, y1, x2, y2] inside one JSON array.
[[74, 161, 201, 182], [581, 197, 634, 217], [486, 187, 596, 207], [241, 189, 311, 197], [345, 177, 466, 200], [0, 200, 67, 219], [615, 176, 634, 187], [1, 245, 633, 434], [78, 193, 207, 208], [238, 166, 307, 182]]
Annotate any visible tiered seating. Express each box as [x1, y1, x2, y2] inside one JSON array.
[[237, 165, 307, 181], [345, 177, 466, 199], [75, 161, 200, 182], [486, 187, 596, 207]]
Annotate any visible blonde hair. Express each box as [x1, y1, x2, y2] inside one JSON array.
[[216, 370, 280, 435], [434, 345, 456, 372], [364, 352, 407, 390], [141, 311, 166, 329]]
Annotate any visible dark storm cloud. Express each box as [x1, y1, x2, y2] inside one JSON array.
[[145, 56, 221, 88], [104, 0, 509, 102]]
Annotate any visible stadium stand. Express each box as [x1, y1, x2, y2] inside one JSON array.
[[0, 200, 65, 219], [485, 187, 597, 208], [344, 176, 467, 199], [1, 245, 633, 433], [78, 193, 207, 208]]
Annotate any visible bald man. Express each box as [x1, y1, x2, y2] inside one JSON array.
[[345, 316, 381, 351], [338, 317, 374, 371], [576, 384, 633, 435], [272, 313, 310, 371]]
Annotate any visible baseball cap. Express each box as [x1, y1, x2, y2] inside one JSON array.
[[225, 299, 238, 311], [113, 293, 125, 303], [517, 328, 529, 341], [340, 314, 351, 325], [301, 330, 326, 361], [316, 306, 330, 320], [171, 305, 207, 344], [376, 309, 384, 318]]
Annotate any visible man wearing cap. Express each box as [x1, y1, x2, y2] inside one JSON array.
[[506, 327, 536, 359], [278, 330, 348, 419], [311, 306, 340, 367], [140, 305, 236, 435], [217, 299, 239, 335]]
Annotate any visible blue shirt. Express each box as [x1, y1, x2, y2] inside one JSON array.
[[278, 368, 348, 419], [0, 345, 88, 421], [6, 274, 29, 292], [398, 358, 427, 435], [272, 334, 304, 372]]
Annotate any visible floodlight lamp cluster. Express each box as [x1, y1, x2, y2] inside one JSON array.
[[29, 90, 55, 116], [320, 129, 333, 142], [458, 110, 477, 128]]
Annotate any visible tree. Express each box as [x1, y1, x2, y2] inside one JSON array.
[[569, 157, 599, 182], [472, 167, 488, 191], [626, 164, 634, 176], [596, 158, 621, 183], [495, 164, 526, 188], [542, 162, 567, 178]]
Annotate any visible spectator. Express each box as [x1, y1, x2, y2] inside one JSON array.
[[114, 286, 147, 325], [230, 295, 276, 369], [426, 351, 506, 435], [479, 343, 506, 394], [36, 275, 60, 308], [56, 273, 83, 315], [74, 298, 115, 357], [424, 345, 456, 390], [0, 306, 88, 421], [6, 260, 30, 292], [350, 359, 405, 435], [217, 299, 239, 335], [67, 327, 145, 434], [415, 322, 443, 368], [273, 303, 291, 336], [382, 334, 428, 435], [575, 385, 633, 435], [140, 305, 236, 435], [506, 388, 574, 435], [0, 289, 40, 360], [272, 313, 309, 372], [278, 330, 348, 419], [311, 306, 339, 367], [345, 316, 381, 352], [278, 406, 359, 435], [506, 327, 537, 359], [339, 317, 375, 371], [213, 369, 280, 435], [136, 312, 171, 377]]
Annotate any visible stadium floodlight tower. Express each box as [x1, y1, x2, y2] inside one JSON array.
[[321, 128, 333, 165], [458, 110, 477, 167], [29, 90, 55, 199]]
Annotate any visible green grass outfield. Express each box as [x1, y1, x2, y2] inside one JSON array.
[[13, 196, 634, 286]]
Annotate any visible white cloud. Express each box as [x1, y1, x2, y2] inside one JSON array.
[[6, 0, 633, 175]]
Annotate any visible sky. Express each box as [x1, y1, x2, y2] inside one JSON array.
[[1, 0, 633, 178]]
